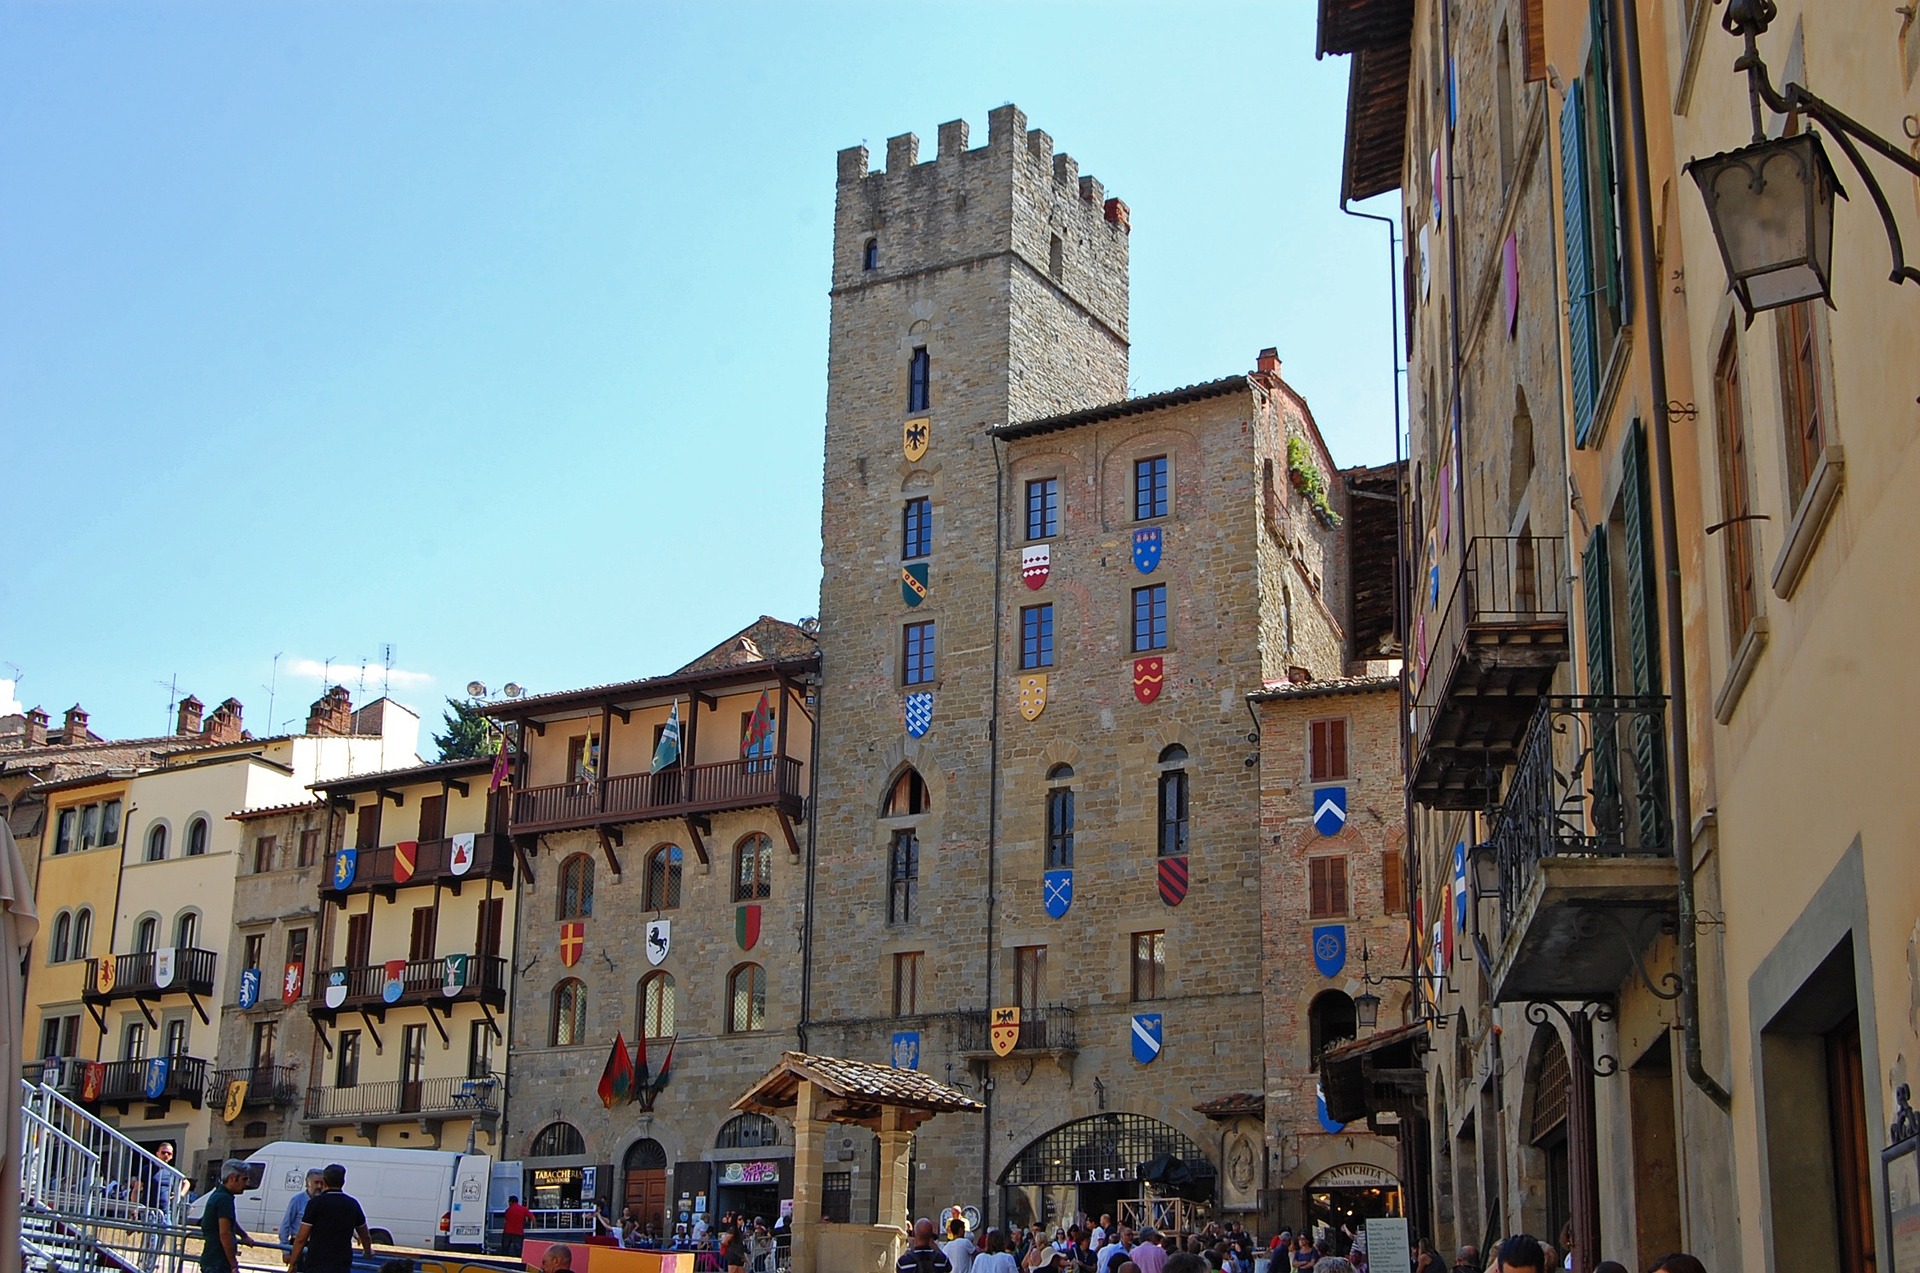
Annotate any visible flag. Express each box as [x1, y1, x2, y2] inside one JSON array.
[[597, 1033, 635, 1109], [741, 692, 775, 758], [651, 702, 682, 774], [489, 742, 511, 793]]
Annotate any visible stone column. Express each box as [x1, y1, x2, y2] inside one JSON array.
[[874, 1105, 914, 1233], [790, 1081, 824, 1273]]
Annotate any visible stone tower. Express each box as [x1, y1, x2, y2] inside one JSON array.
[[809, 106, 1130, 1211]]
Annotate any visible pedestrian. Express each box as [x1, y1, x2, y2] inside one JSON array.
[[281, 1170, 326, 1255], [898, 1217, 956, 1273], [974, 1229, 1021, 1273], [284, 1164, 374, 1273], [501, 1194, 532, 1257], [1649, 1255, 1706, 1273], [945, 1216, 980, 1273], [748, 1220, 774, 1273], [200, 1160, 256, 1273], [541, 1244, 574, 1273], [1097, 1228, 1134, 1273], [1129, 1229, 1167, 1273], [1450, 1247, 1478, 1273], [1493, 1236, 1545, 1273], [1291, 1235, 1318, 1273], [1164, 1255, 1209, 1273], [1594, 1263, 1629, 1273]]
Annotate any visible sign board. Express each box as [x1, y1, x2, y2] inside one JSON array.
[[1308, 1163, 1397, 1188], [581, 1167, 597, 1198], [1888, 1136, 1920, 1273], [1366, 1218, 1411, 1273], [718, 1161, 780, 1186]]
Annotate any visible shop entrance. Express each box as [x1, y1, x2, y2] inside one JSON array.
[[999, 1113, 1216, 1235], [1301, 1164, 1401, 1248], [622, 1139, 669, 1239]]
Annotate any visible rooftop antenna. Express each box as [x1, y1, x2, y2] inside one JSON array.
[[155, 674, 181, 734], [381, 643, 394, 699], [263, 652, 283, 730]]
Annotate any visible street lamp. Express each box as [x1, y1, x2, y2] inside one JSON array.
[[1689, 0, 1920, 317], [1353, 988, 1383, 1032]]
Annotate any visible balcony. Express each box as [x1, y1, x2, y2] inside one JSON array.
[[304, 1072, 501, 1126], [323, 831, 513, 900], [1485, 696, 1678, 1003], [82, 948, 218, 1005], [209, 1064, 300, 1107], [89, 1055, 209, 1111], [957, 1005, 1079, 1060], [310, 954, 507, 1020], [509, 756, 805, 836], [1412, 536, 1571, 808]]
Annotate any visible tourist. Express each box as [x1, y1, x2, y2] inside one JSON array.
[[899, 1218, 956, 1273], [501, 1195, 532, 1257], [285, 1165, 374, 1273], [1493, 1236, 1545, 1273], [944, 1216, 980, 1273], [973, 1229, 1021, 1273], [280, 1170, 325, 1255], [1128, 1229, 1167, 1273], [199, 1160, 256, 1273]]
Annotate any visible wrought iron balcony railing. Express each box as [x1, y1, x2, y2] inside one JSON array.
[[1491, 696, 1671, 927], [957, 1004, 1079, 1055], [209, 1064, 301, 1107], [304, 1071, 501, 1123], [90, 1056, 209, 1108], [310, 954, 507, 1017], [82, 948, 218, 1003]]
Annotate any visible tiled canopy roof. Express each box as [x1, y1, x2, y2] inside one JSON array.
[[1192, 1092, 1267, 1119], [734, 1051, 983, 1132]]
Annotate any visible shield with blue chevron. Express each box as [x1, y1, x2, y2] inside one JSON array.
[[1130, 1013, 1163, 1066], [1313, 786, 1347, 837], [1043, 869, 1073, 919], [1132, 527, 1162, 573], [905, 693, 933, 739]]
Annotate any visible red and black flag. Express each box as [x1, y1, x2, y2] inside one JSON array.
[[597, 1033, 635, 1109]]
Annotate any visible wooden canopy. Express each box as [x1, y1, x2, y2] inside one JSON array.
[[734, 1051, 983, 1132]]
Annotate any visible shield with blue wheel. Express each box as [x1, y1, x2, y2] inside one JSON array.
[[1130, 1013, 1163, 1066], [143, 1056, 170, 1101], [1313, 786, 1347, 837], [1132, 527, 1162, 574], [1043, 869, 1073, 919], [1311, 924, 1347, 978]]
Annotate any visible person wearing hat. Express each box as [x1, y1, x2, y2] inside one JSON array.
[[200, 1160, 256, 1273]]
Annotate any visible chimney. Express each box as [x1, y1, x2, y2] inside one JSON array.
[[202, 698, 244, 745], [1256, 347, 1281, 377], [62, 704, 90, 743], [176, 695, 204, 736], [1103, 197, 1130, 233], [306, 686, 353, 737], [24, 708, 49, 748]]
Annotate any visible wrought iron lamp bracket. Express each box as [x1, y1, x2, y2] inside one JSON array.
[[1570, 905, 1686, 1002], [1524, 999, 1620, 1079]]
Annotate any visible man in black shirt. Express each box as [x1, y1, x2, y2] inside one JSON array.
[[285, 1164, 374, 1273], [897, 1218, 954, 1273]]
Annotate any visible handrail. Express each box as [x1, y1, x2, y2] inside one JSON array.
[[510, 755, 804, 830], [1415, 535, 1569, 718], [82, 947, 220, 998], [304, 1070, 502, 1121]]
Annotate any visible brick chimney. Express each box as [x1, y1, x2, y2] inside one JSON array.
[[175, 695, 204, 736], [23, 707, 48, 748], [62, 704, 90, 743], [1256, 347, 1281, 376], [202, 698, 244, 745], [306, 686, 353, 737]]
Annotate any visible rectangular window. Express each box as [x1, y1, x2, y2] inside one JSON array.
[[1383, 850, 1407, 915], [1025, 478, 1059, 541], [163, 1018, 188, 1057], [565, 734, 600, 782], [1134, 456, 1169, 520], [468, 1020, 495, 1079], [1021, 604, 1054, 670], [477, 898, 504, 961], [252, 835, 277, 875], [1563, 2, 1625, 445], [1309, 856, 1350, 919], [417, 794, 447, 843], [40, 1015, 78, 1060], [902, 621, 937, 685], [285, 928, 309, 973], [242, 934, 264, 973], [101, 799, 121, 847], [336, 1030, 361, 1088], [1015, 945, 1047, 1013], [1309, 719, 1350, 783], [1132, 584, 1168, 652], [54, 809, 74, 856], [1131, 931, 1167, 1001], [888, 830, 919, 924], [400, 1024, 426, 1088], [79, 805, 101, 851], [122, 1022, 147, 1063], [1713, 330, 1759, 640], [902, 497, 932, 560], [1046, 786, 1074, 870], [822, 1173, 853, 1226], [354, 803, 381, 851], [1158, 768, 1189, 857], [1778, 301, 1828, 506], [908, 346, 930, 412], [408, 907, 436, 963], [892, 952, 922, 1017], [297, 828, 321, 869], [345, 914, 371, 969], [249, 1020, 277, 1071]]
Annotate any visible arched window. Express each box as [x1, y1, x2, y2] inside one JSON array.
[[726, 963, 766, 1033], [863, 238, 878, 271], [1046, 764, 1074, 870], [552, 978, 588, 1046], [883, 768, 928, 817], [185, 817, 209, 857], [715, 1114, 780, 1149], [644, 845, 683, 912], [145, 824, 168, 862], [70, 908, 92, 960], [133, 915, 159, 954], [558, 854, 594, 920], [1308, 989, 1358, 1059], [174, 911, 199, 950], [733, 834, 772, 902], [529, 1121, 585, 1158], [1157, 745, 1190, 857], [49, 912, 71, 964], [637, 971, 676, 1041]]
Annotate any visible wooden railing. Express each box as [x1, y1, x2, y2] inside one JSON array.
[[510, 755, 804, 832], [91, 1056, 209, 1107], [324, 831, 512, 897], [82, 948, 218, 1002], [310, 954, 507, 1014]]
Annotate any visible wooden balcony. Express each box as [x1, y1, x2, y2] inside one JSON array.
[[509, 756, 805, 836], [1411, 536, 1570, 809], [83, 948, 218, 1005], [310, 954, 507, 1020], [323, 831, 513, 900], [89, 1055, 209, 1112], [304, 1071, 501, 1126]]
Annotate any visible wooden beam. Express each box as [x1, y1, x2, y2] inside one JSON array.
[[597, 826, 623, 878], [776, 808, 802, 858], [381, 788, 405, 807], [611, 706, 631, 725], [527, 720, 545, 736], [514, 836, 538, 888], [597, 705, 613, 813], [694, 691, 718, 711], [444, 778, 469, 799], [684, 814, 710, 866]]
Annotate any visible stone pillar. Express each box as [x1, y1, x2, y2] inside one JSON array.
[[790, 1082, 824, 1273], [875, 1106, 914, 1234]]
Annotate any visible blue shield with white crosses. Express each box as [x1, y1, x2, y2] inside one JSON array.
[[1312, 924, 1347, 978], [1131, 1013, 1163, 1065], [905, 692, 933, 739], [1313, 786, 1347, 837], [1132, 527, 1162, 574], [1043, 869, 1073, 919]]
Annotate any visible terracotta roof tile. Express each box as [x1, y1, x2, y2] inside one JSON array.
[[734, 1051, 983, 1130]]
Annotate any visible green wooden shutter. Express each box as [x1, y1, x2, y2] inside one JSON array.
[[1588, 0, 1624, 328], [1582, 527, 1614, 696], [1562, 85, 1598, 446], [1620, 419, 1667, 846]]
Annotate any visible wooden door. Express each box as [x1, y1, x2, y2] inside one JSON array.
[[624, 1169, 667, 1237]]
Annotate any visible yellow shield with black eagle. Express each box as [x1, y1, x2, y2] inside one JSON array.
[[903, 418, 930, 463]]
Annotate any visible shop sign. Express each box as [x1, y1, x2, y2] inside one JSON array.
[[719, 1161, 780, 1186], [1069, 1166, 1135, 1184], [533, 1169, 580, 1187], [1308, 1163, 1397, 1189]]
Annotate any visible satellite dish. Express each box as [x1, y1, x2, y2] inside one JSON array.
[[467, 682, 487, 698], [504, 684, 523, 698]]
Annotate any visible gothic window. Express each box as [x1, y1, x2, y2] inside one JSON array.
[[637, 971, 676, 1041], [1157, 745, 1189, 857], [1045, 765, 1074, 870], [908, 347, 930, 413], [530, 1121, 586, 1158], [558, 854, 594, 920], [644, 845, 683, 911], [551, 979, 587, 1046], [863, 238, 878, 271], [733, 833, 772, 902], [883, 768, 929, 817], [726, 963, 766, 1033]]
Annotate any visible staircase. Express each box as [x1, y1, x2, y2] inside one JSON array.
[[17, 1081, 194, 1273]]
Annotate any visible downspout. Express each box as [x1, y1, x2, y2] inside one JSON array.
[[799, 665, 821, 1056], [1614, 0, 1732, 1112], [982, 436, 1007, 1226]]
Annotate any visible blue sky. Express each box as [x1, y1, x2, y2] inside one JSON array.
[[1, 1, 1402, 753]]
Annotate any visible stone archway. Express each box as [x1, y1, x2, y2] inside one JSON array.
[[621, 1138, 669, 1240], [999, 1113, 1217, 1238]]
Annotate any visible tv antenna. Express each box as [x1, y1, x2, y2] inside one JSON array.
[[155, 674, 182, 733], [262, 652, 283, 729], [380, 644, 394, 699]]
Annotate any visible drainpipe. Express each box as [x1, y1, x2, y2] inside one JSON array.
[[1614, 0, 1732, 1111], [799, 666, 821, 1056], [982, 436, 1007, 1227]]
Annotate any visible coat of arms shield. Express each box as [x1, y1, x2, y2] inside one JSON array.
[[905, 692, 933, 739], [990, 1007, 1021, 1058], [142, 1057, 171, 1101], [736, 905, 761, 952], [1312, 924, 1347, 978], [1018, 674, 1048, 721], [382, 960, 407, 1003], [1130, 1013, 1163, 1066], [890, 1031, 920, 1071], [903, 418, 930, 463], [645, 919, 671, 966], [449, 832, 475, 877], [1043, 869, 1073, 919], [1313, 787, 1348, 837], [902, 563, 929, 608], [282, 962, 304, 1004], [237, 968, 260, 1010], [1021, 544, 1051, 590], [93, 955, 116, 997], [393, 840, 418, 885], [443, 953, 469, 998], [1133, 657, 1165, 705], [324, 968, 348, 1010], [560, 922, 585, 967], [1132, 527, 1163, 573], [153, 947, 176, 990], [1157, 855, 1189, 907], [223, 1080, 248, 1124], [332, 847, 357, 891]]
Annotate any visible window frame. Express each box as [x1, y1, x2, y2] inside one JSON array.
[[1133, 455, 1170, 521], [1309, 718, 1350, 784], [1712, 326, 1761, 644], [1014, 944, 1047, 1013], [726, 963, 767, 1034], [1020, 603, 1055, 671], [184, 816, 210, 857], [1383, 850, 1407, 916], [902, 620, 937, 685], [1132, 584, 1169, 653], [49, 911, 71, 964], [1776, 300, 1829, 508], [145, 823, 168, 863], [551, 978, 588, 1047], [902, 497, 933, 561], [69, 907, 91, 961], [908, 346, 930, 413], [558, 853, 595, 920], [891, 951, 923, 1017], [1157, 762, 1190, 859], [1308, 855, 1351, 920], [638, 970, 677, 1041], [887, 829, 919, 925], [863, 237, 878, 271], [1045, 782, 1074, 871], [644, 844, 684, 912], [1025, 478, 1060, 541], [1131, 931, 1167, 1002], [733, 833, 773, 902]]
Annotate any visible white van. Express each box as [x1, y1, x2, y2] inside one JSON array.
[[191, 1142, 514, 1251]]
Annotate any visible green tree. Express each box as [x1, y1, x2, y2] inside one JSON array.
[[433, 697, 499, 761]]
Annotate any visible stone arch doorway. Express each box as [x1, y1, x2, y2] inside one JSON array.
[[1302, 1163, 1403, 1245], [622, 1138, 669, 1240], [999, 1113, 1215, 1234]]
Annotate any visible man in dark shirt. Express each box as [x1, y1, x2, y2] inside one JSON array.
[[898, 1217, 954, 1273], [285, 1164, 373, 1273], [200, 1160, 256, 1273]]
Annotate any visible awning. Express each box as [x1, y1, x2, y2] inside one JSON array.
[[733, 1051, 982, 1133], [1320, 1021, 1430, 1127]]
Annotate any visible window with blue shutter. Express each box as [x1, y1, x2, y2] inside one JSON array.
[[1562, 85, 1599, 447]]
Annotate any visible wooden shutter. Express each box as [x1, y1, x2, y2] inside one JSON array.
[[1311, 857, 1349, 918], [1562, 85, 1599, 446], [1383, 851, 1406, 915], [1522, 0, 1547, 82], [408, 907, 437, 962], [1582, 528, 1616, 697], [1588, 0, 1624, 327], [345, 913, 372, 968], [1621, 421, 1668, 846], [354, 803, 381, 851], [417, 794, 446, 842]]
